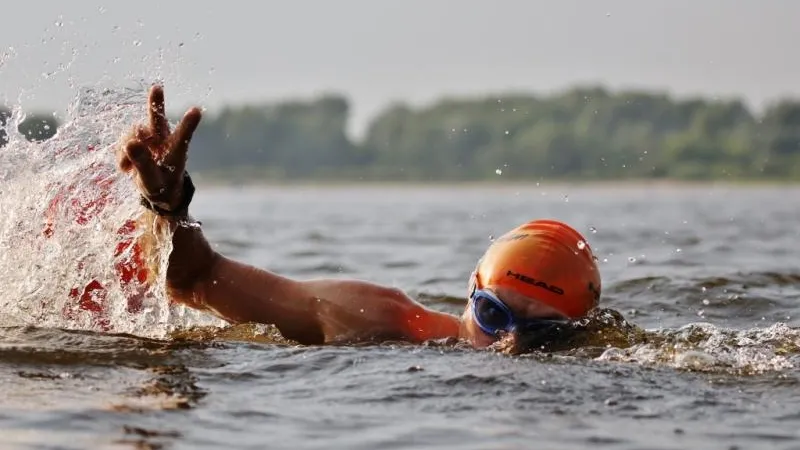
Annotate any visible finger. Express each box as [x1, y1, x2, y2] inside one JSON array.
[[148, 85, 170, 140], [165, 107, 202, 167], [134, 124, 156, 146], [118, 131, 134, 172], [125, 141, 162, 194]]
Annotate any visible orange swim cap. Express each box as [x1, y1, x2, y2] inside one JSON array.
[[471, 219, 601, 318]]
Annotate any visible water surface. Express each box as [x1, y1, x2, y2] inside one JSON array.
[[3, 184, 800, 450]]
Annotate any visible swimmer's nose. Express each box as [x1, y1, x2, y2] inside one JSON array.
[[492, 329, 524, 354], [496, 328, 519, 343], [506, 325, 525, 338]]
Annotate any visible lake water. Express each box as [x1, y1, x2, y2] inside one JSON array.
[[2, 183, 800, 450]]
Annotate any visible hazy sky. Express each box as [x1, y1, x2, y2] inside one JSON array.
[[1, 0, 797, 137]]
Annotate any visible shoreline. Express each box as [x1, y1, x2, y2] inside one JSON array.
[[191, 176, 800, 189]]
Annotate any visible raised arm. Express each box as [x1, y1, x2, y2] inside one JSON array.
[[118, 86, 459, 345]]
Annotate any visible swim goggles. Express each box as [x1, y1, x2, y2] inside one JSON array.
[[469, 288, 568, 337]]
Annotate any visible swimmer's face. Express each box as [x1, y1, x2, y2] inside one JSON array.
[[460, 285, 568, 348]]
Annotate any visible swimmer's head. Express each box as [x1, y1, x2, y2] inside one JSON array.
[[460, 219, 601, 348]]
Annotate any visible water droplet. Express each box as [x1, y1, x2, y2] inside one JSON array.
[[504, 130, 510, 135], [701, 286, 707, 292], [178, 42, 185, 48], [697, 309, 705, 317], [54, 20, 63, 27], [212, 280, 218, 285], [495, 169, 503, 175], [628, 256, 637, 263], [360, 308, 365, 313], [133, 40, 142, 47], [702, 299, 710, 306], [43, 124, 50, 130], [606, 12, 611, 17], [602, 258, 608, 263], [589, 226, 597, 233], [577, 240, 586, 250], [488, 235, 495, 242], [564, 194, 569, 203], [676, 248, 682, 253]]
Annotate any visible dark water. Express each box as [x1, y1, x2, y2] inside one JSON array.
[[3, 184, 800, 450]]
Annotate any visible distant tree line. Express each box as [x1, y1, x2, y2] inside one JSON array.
[[3, 86, 800, 181]]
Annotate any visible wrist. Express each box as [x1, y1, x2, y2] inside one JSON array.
[[166, 217, 217, 293], [140, 171, 196, 217]]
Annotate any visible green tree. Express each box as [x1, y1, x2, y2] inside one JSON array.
[[4, 86, 800, 183]]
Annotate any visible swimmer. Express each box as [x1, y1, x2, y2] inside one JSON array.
[[117, 85, 602, 349]]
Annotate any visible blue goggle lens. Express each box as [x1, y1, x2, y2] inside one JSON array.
[[473, 295, 512, 332]]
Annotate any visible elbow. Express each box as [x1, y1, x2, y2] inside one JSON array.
[[273, 297, 327, 345]]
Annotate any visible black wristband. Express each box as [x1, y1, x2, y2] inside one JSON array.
[[139, 171, 196, 217]]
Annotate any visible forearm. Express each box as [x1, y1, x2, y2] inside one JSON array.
[[151, 213, 325, 343], [192, 254, 325, 343]]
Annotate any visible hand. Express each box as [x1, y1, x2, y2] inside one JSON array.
[[118, 85, 202, 215]]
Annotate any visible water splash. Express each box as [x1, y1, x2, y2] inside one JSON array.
[[0, 83, 223, 338], [478, 304, 800, 375], [597, 322, 799, 375]]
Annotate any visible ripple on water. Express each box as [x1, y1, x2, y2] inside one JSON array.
[[291, 262, 353, 275], [382, 260, 419, 269], [604, 271, 800, 328]]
